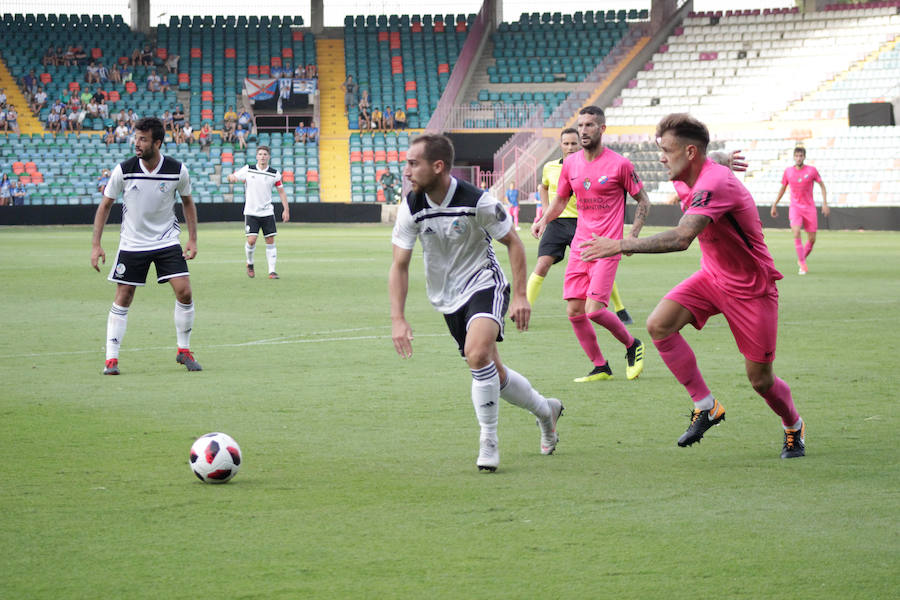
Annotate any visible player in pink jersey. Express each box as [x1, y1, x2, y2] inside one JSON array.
[[532, 106, 650, 383], [771, 146, 829, 274], [580, 113, 806, 459]]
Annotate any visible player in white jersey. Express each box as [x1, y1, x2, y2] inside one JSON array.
[[227, 146, 290, 279], [389, 134, 564, 472], [90, 117, 201, 375]]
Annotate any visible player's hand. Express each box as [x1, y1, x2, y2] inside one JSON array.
[[730, 149, 748, 172], [822, 204, 830, 217], [578, 234, 621, 262], [282, 208, 290, 223], [530, 220, 544, 239], [91, 245, 106, 272], [508, 295, 530, 332], [183, 241, 197, 260], [770, 205, 778, 218], [392, 318, 414, 358]]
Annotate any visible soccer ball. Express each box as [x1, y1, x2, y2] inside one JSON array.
[[189, 432, 242, 483]]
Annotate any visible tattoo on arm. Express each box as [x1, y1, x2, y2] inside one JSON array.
[[621, 213, 710, 254], [630, 190, 650, 237]]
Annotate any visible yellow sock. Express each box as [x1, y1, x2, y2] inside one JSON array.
[[610, 281, 625, 312], [526, 273, 544, 305]]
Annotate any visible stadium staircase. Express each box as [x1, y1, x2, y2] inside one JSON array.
[[0, 59, 44, 135], [316, 38, 351, 203]]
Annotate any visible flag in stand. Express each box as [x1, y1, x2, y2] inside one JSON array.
[[245, 78, 277, 101]]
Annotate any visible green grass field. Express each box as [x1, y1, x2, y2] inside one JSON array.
[[1, 223, 897, 599]]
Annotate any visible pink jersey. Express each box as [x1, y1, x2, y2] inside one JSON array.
[[781, 164, 821, 207], [674, 159, 782, 298], [557, 147, 643, 261]]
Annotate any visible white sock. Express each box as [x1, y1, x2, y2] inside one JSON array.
[[174, 300, 194, 349], [694, 394, 715, 411], [106, 303, 128, 360], [784, 417, 803, 431], [471, 362, 500, 437], [265, 243, 277, 274], [245, 242, 255, 265], [499, 366, 550, 420]]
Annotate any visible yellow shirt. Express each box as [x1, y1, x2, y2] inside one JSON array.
[[542, 159, 578, 219], [224, 111, 237, 122]]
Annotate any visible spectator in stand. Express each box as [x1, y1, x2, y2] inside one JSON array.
[[141, 46, 155, 67], [383, 106, 394, 130], [293, 122, 306, 144], [55, 46, 66, 66], [0, 88, 6, 107], [162, 109, 174, 134], [114, 121, 129, 143], [97, 97, 109, 119], [222, 116, 236, 143], [68, 105, 84, 132], [47, 107, 61, 133], [177, 121, 194, 145], [79, 88, 93, 107], [198, 122, 213, 155], [159, 73, 170, 93], [126, 109, 138, 126], [0, 174, 10, 205], [103, 125, 115, 145], [165, 53, 180, 74], [73, 46, 87, 65], [293, 63, 305, 78], [12, 181, 27, 206], [86, 97, 100, 119], [92, 88, 105, 104], [109, 63, 121, 84], [129, 48, 141, 66], [235, 122, 248, 150], [306, 63, 317, 79], [0, 106, 6, 132], [97, 169, 111, 193], [342, 75, 358, 115], [42, 46, 56, 66], [147, 71, 160, 92], [172, 105, 185, 130], [224, 105, 237, 125], [270, 62, 284, 79], [371, 106, 383, 130], [394, 106, 407, 130], [120, 64, 132, 82], [6, 105, 19, 133], [63, 46, 76, 66], [87, 61, 100, 84], [59, 110, 70, 133], [238, 109, 252, 132], [98, 62, 109, 83], [306, 121, 318, 144], [22, 70, 38, 97], [32, 86, 48, 114], [115, 108, 127, 123]]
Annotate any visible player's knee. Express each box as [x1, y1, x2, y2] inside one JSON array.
[[464, 346, 493, 370], [645, 313, 671, 340], [748, 370, 774, 394]]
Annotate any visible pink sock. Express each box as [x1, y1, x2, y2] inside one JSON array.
[[794, 238, 805, 264], [761, 377, 800, 427], [804, 240, 814, 258], [587, 309, 635, 347], [653, 332, 711, 402], [569, 314, 605, 366]]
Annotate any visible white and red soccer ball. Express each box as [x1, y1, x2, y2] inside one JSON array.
[[189, 432, 242, 483]]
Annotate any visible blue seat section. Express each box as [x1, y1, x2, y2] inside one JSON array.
[[347, 131, 409, 202]]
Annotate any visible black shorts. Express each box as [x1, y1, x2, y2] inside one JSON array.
[[108, 244, 189, 286], [245, 214, 277, 237], [538, 217, 578, 264], [443, 285, 510, 357]]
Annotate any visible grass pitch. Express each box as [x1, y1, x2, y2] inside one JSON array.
[[0, 223, 897, 599]]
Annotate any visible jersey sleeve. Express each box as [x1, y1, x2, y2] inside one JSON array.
[[541, 162, 551, 188], [177, 163, 191, 197], [556, 159, 573, 200], [811, 166, 822, 183], [391, 202, 418, 250], [232, 165, 249, 182], [781, 168, 789, 186], [103, 164, 124, 199], [683, 170, 732, 223], [476, 192, 514, 240], [621, 158, 643, 197]]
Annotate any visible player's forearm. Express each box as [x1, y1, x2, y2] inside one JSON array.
[[91, 198, 113, 245], [621, 227, 694, 255], [629, 192, 650, 238], [388, 264, 409, 320], [506, 236, 529, 299], [181, 197, 198, 242], [774, 186, 787, 204], [539, 196, 568, 226]]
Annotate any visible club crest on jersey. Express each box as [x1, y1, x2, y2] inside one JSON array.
[[451, 218, 467, 234], [582, 178, 591, 191], [158, 182, 168, 193]]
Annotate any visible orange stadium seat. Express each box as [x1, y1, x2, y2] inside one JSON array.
[[224, 48, 236, 58], [281, 48, 293, 58], [190, 48, 201, 58], [39, 72, 52, 84], [350, 151, 362, 162], [91, 48, 102, 59], [282, 170, 295, 183], [271, 57, 282, 68], [25, 161, 37, 173], [12, 162, 25, 175], [156, 47, 167, 59], [247, 65, 259, 76], [124, 81, 137, 94]]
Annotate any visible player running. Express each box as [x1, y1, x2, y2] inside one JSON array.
[[527, 127, 634, 325], [91, 117, 201, 375], [531, 107, 650, 383], [579, 113, 806, 459], [771, 146, 828, 275], [389, 134, 563, 472], [227, 146, 290, 279]]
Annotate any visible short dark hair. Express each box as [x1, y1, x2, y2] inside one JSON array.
[[257, 145, 271, 154], [793, 146, 806, 156], [134, 117, 165, 144], [560, 127, 577, 137], [578, 105, 606, 124], [411, 134, 454, 170], [655, 113, 709, 153]]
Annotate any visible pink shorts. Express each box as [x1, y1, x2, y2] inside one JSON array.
[[789, 203, 818, 232], [563, 256, 620, 306], [664, 270, 779, 363]]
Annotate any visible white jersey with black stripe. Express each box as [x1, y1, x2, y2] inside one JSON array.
[[233, 163, 283, 217], [392, 177, 513, 314], [103, 155, 191, 251]]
